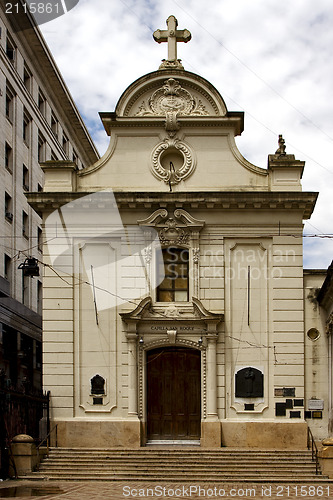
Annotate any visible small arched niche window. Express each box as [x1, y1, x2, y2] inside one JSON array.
[[235, 367, 263, 398], [157, 247, 189, 302], [90, 374, 105, 395]]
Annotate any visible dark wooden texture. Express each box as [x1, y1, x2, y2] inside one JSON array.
[[147, 347, 201, 440]]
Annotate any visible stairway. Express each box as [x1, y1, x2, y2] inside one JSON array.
[[24, 448, 331, 482]]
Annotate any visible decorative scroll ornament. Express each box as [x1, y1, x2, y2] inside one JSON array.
[[159, 218, 189, 246], [135, 78, 209, 118], [151, 137, 196, 186]]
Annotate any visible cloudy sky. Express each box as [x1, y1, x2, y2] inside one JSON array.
[[39, 0, 333, 269]]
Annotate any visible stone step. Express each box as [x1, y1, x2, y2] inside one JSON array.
[[42, 458, 317, 467], [42, 453, 315, 460], [46, 452, 315, 460], [30, 447, 327, 483], [39, 463, 314, 474], [26, 472, 330, 482], [47, 447, 314, 454]]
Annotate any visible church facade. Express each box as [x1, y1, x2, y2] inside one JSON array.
[[28, 17, 328, 448]]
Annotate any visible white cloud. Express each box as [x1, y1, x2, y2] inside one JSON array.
[[40, 0, 333, 269]]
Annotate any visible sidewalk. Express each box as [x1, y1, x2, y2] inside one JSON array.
[[0, 480, 333, 499]]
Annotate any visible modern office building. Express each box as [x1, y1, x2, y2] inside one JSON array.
[[0, 1, 99, 393]]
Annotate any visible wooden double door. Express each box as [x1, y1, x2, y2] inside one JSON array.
[[147, 347, 201, 440]]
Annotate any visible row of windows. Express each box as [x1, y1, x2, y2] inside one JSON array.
[[4, 196, 42, 247], [3, 142, 43, 192], [6, 87, 78, 164], [5, 39, 79, 164]]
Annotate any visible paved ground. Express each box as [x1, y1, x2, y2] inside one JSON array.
[[0, 480, 333, 500]]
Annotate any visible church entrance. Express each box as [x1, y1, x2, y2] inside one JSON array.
[[146, 347, 201, 441]]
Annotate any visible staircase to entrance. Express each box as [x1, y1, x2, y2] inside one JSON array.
[[24, 447, 331, 482]]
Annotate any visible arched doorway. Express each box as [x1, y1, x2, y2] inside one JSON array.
[[146, 347, 201, 441]]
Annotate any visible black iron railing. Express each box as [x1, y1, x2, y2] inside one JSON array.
[[307, 425, 319, 475], [37, 423, 58, 457]]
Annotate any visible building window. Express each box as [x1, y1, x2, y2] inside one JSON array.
[[37, 227, 42, 252], [38, 132, 46, 162], [6, 36, 15, 64], [62, 133, 69, 155], [51, 112, 58, 138], [36, 339, 42, 368], [23, 164, 29, 191], [5, 142, 13, 172], [5, 192, 13, 223], [4, 254, 11, 283], [20, 334, 33, 366], [23, 111, 31, 145], [157, 247, 189, 302], [72, 150, 78, 166], [38, 90, 46, 116], [23, 63, 32, 93], [6, 86, 14, 122], [22, 211, 29, 238]]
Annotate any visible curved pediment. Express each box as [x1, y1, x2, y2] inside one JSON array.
[[115, 70, 228, 118]]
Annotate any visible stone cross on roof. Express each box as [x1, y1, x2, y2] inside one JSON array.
[[153, 15, 191, 70]]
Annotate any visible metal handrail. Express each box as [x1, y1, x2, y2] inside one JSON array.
[[37, 424, 58, 457], [307, 426, 319, 475]]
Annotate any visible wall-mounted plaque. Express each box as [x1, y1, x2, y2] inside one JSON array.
[[283, 388, 295, 397], [312, 411, 323, 419], [290, 411, 301, 418], [275, 403, 286, 417], [235, 367, 263, 398], [308, 399, 324, 410]]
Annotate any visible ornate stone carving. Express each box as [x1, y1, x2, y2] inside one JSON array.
[[143, 246, 152, 264], [167, 329, 177, 344], [138, 209, 204, 248], [136, 78, 209, 118], [192, 248, 200, 264], [164, 304, 181, 318], [326, 312, 333, 336], [275, 134, 286, 156], [159, 218, 189, 246], [151, 137, 196, 186]]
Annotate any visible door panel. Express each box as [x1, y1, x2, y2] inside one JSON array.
[[147, 347, 201, 440]]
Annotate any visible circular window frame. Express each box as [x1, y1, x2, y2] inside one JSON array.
[[307, 328, 320, 341]]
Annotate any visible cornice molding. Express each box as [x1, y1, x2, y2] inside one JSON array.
[[26, 191, 318, 220]]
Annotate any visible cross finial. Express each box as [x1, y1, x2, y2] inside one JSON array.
[[153, 15, 191, 70]]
